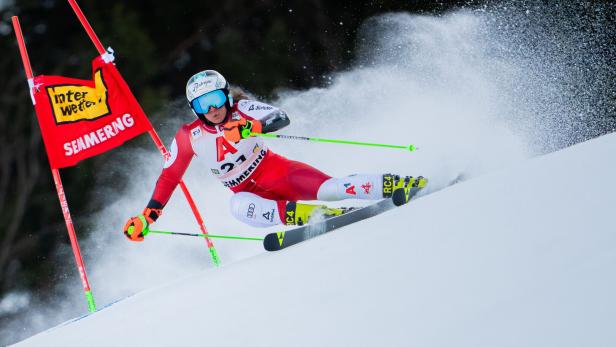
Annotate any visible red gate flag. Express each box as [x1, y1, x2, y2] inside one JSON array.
[[32, 54, 150, 168]]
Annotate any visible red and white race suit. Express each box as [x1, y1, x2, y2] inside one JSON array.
[[150, 99, 384, 227]]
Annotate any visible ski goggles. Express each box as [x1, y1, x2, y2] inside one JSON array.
[[191, 89, 227, 114]]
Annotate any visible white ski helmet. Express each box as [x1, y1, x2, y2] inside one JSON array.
[[186, 70, 234, 122]]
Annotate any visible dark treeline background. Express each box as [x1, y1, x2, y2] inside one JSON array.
[[0, 0, 470, 316]]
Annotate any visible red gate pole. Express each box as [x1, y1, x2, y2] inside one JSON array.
[[67, 0, 220, 265], [12, 16, 97, 312]]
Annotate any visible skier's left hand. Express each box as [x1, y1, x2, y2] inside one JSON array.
[[123, 215, 150, 242], [122, 208, 161, 242], [223, 117, 262, 143]]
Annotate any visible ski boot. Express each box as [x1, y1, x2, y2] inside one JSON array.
[[382, 174, 428, 206], [284, 202, 353, 226]]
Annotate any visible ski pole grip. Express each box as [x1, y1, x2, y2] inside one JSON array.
[[241, 128, 252, 139]]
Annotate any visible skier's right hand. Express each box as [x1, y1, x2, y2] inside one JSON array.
[[123, 208, 162, 242]]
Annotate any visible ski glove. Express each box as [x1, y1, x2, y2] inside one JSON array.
[[123, 207, 162, 242], [222, 117, 262, 143]]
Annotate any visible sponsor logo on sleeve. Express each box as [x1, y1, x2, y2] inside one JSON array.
[[248, 104, 274, 111], [191, 126, 202, 140]]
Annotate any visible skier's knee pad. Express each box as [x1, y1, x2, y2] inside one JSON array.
[[229, 192, 283, 227]]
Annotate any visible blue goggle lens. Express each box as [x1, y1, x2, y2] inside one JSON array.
[[191, 89, 227, 114]]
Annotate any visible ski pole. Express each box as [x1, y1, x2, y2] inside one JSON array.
[[149, 230, 264, 241], [244, 131, 416, 152]]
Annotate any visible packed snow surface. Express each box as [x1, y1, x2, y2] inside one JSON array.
[[14, 132, 616, 347]]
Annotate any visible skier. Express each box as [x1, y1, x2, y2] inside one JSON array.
[[123, 70, 426, 241]]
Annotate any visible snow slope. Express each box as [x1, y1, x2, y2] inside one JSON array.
[[13, 131, 616, 347]]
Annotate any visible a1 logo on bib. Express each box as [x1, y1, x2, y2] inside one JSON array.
[[216, 136, 238, 162]]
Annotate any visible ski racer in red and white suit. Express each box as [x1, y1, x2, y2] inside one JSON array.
[[123, 70, 422, 242]]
